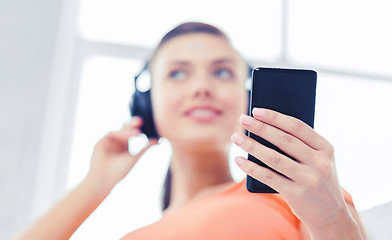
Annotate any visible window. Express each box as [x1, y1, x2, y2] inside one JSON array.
[[315, 73, 392, 210], [78, 0, 283, 60], [288, 0, 392, 75]]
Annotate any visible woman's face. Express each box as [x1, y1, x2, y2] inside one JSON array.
[[151, 33, 248, 148]]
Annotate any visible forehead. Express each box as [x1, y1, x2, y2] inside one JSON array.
[[153, 33, 242, 65]]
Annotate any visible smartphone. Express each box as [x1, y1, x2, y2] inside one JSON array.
[[247, 67, 317, 193]]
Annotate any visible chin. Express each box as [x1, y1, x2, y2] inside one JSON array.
[[170, 129, 232, 149], [156, 119, 238, 148]]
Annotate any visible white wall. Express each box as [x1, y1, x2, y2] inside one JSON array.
[[0, 0, 62, 239]]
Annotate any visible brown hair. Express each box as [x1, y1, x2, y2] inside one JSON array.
[[155, 22, 231, 211]]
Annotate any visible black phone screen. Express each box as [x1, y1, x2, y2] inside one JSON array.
[[247, 67, 317, 193]]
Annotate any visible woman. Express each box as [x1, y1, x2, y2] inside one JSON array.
[[16, 22, 366, 239]]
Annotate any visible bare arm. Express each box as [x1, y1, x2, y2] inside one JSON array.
[[300, 204, 365, 240], [14, 118, 157, 240], [14, 175, 110, 240], [300, 203, 366, 240]]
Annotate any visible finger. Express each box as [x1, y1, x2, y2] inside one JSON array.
[[231, 132, 303, 181], [122, 117, 143, 130], [117, 128, 142, 139], [239, 114, 315, 165], [252, 108, 330, 151], [106, 129, 142, 149], [234, 156, 294, 194]]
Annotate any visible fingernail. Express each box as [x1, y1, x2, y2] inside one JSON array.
[[231, 133, 245, 145], [253, 108, 267, 118], [131, 116, 142, 122], [240, 114, 254, 126], [234, 156, 245, 166]]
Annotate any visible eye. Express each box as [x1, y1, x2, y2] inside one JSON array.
[[215, 68, 233, 80], [169, 70, 187, 80]]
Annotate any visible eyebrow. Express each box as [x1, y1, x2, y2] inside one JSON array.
[[168, 58, 235, 67], [212, 58, 235, 65], [168, 61, 191, 66]]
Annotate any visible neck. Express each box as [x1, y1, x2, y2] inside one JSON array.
[[166, 142, 233, 213]]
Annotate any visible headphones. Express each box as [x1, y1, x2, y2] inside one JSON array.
[[129, 63, 254, 139]]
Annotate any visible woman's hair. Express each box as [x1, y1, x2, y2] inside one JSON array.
[[156, 22, 231, 211]]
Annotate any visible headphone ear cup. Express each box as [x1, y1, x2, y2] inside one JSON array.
[[129, 89, 159, 139]]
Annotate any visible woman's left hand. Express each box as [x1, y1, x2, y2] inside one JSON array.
[[231, 108, 356, 234]]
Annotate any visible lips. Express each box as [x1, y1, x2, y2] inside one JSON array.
[[185, 106, 222, 122]]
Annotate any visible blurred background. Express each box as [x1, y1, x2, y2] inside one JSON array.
[[1, 0, 392, 239]]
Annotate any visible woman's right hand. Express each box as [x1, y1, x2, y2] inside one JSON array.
[[86, 117, 158, 194], [14, 117, 157, 240]]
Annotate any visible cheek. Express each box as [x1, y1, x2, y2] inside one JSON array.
[[219, 87, 249, 129], [222, 88, 248, 114], [151, 85, 182, 138]]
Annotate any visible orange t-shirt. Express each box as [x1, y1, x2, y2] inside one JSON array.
[[121, 179, 354, 240]]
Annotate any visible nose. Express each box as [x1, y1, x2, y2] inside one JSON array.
[[190, 71, 214, 98]]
